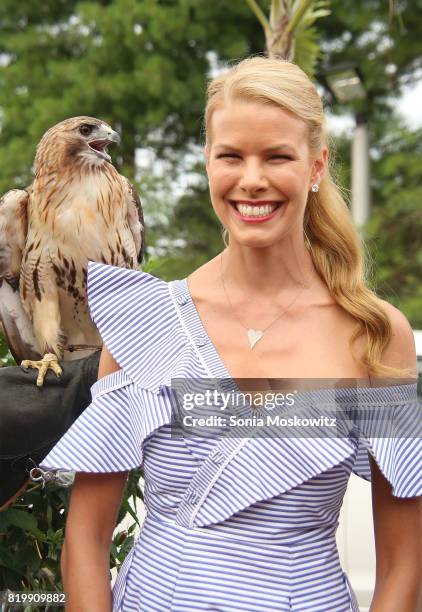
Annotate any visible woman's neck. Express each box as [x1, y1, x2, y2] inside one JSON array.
[[219, 243, 319, 301]]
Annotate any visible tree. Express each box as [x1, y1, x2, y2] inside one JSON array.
[[0, 0, 263, 190], [244, 0, 330, 74], [314, 0, 422, 326], [316, 0, 422, 119], [366, 122, 422, 326]]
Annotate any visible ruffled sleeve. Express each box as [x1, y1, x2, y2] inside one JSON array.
[[38, 370, 143, 474], [351, 382, 421, 498]]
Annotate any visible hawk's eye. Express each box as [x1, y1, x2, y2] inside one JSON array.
[[79, 124, 94, 136]]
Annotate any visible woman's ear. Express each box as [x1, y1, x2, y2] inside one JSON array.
[[313, 146, 328, 182]]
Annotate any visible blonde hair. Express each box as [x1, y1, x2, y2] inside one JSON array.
[[204, 56, 414, 380]]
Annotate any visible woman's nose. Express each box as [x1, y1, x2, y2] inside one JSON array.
[[238, 161, 268, 192]]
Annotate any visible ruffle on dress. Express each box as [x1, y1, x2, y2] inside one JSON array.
[[86, 261, 193, 394], [174, 383, 421, 527], [38, 369, 173, 474]]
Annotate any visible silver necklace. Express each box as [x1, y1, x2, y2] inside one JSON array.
[[220, 253, 307, 349]]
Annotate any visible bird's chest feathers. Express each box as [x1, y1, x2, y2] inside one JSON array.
[[34, 173, 126, 235]]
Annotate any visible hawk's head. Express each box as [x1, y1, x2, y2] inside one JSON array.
[[34, 116, 121, 175]]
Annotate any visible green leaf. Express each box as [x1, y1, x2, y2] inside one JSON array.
[[1, 509, 40, 534]]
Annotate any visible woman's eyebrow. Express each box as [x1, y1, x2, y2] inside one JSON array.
[[265, 145, 296, 154], [213, 144, 241, 151], [214, 144, 297, 154]]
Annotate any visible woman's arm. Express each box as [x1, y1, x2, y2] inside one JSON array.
[[61, 471, 128, 611], [369, 454, 421, 611], [369, 304, 422, 612], [62, 345, 129, 612]]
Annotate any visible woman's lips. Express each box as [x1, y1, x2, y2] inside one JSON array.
[[228, 200, 286, 223]]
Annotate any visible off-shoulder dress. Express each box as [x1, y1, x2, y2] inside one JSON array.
[[39, 262, 421, 612]]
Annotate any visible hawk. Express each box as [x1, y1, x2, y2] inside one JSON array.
[[0, 116, 144, 385]]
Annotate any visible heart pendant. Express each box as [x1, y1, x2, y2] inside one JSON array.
[[247, 329, 263, 349]]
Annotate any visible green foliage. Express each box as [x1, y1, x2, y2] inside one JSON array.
[[0, 487, 71, 595], [364, 123, 422, 326], [0, 469, 143, 609], [153, 161, 225, 280], [293, 1, 331, 76], [0, 332, 14, 366], [243, 0, 331, 74], [310, 0, 422, 327], [0, 0, 263, 192], [316, 0, 422, 118]]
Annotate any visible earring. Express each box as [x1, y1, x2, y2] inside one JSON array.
[[311, 184, 319, 193]]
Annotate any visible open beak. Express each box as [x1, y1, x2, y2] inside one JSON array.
[[88, 127, 120, 162]]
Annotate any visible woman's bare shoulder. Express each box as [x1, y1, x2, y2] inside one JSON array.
[[377, 299, 417, 374]]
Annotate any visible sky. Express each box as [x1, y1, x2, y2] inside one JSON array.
[[396, 78, 422, 128]]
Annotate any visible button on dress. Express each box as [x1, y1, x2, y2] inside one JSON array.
[[39, 262, 422, 612]]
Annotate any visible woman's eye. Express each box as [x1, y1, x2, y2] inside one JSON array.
[[216, 154, 292, 161]]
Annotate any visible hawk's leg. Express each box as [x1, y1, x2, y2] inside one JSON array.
[[21, 292, 65, 387], [21, 353, 62, 387]]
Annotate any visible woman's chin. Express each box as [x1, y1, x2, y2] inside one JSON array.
[[226, 229, 285, 248]]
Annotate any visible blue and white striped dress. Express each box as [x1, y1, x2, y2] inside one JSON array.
[[39, 262, 421, 612]]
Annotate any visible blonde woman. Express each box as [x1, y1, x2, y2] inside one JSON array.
[[38, 56, 421, 611]]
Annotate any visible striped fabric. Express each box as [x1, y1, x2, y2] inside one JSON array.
[[40, 262, 421, 612]]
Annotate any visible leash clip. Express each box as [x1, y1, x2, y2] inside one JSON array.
[[29, 466, 75, 488]]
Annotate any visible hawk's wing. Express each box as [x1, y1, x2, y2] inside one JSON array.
[[0, 188, 40, 363], [123, 178, 145, 264]]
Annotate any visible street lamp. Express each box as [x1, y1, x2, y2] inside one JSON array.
[[319, 63, 370, 229]]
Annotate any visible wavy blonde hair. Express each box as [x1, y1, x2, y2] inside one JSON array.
[[203, 56, 414, 379]]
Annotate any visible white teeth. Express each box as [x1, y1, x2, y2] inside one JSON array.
[[234, 203, 279, 217]]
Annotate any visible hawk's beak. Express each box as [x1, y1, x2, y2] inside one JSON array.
[[87, 126, 121, 163], [106, 129, 121, 145], [94, 125, 120, 146]]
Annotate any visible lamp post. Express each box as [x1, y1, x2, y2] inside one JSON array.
[[320, 64, 370, 229]]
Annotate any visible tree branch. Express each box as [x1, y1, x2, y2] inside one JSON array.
[[285, 0, 314, 35], [244, 0, 271, 35], [270, 0, 282, 30]]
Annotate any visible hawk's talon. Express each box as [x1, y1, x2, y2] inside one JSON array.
[[20, 353, 62, 387]]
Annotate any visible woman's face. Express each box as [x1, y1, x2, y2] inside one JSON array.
[[205, 99, 327, 248]]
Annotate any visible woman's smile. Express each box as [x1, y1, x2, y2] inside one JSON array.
[[228, 199, 287, 223]]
